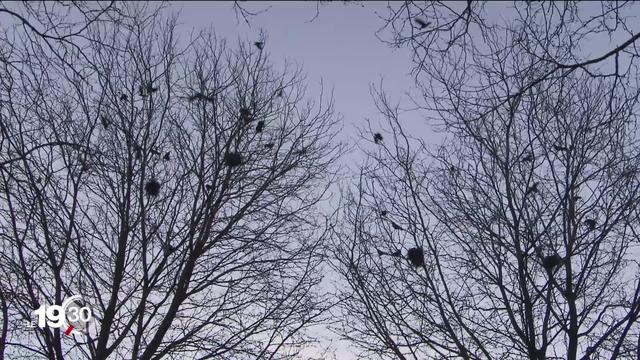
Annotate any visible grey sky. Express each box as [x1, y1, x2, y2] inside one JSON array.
[[171, 4, 421, 358], [174, 2, 424, 154]]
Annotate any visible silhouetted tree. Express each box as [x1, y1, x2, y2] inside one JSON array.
[[0, 4, 340, 360], [333, 3, 640, 358]]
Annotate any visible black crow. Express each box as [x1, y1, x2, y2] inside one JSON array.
[[414, 18, 431, 29], [254, 41, 264, 50], [276, 88, 284, 97], [521, 153, 534, 162], [145, 180, 161, 197], [100, 114, 110, 129], [584, 219, 596, 230], [120, 93, 128, 101], [391, 221, 404, 231], [373, 132, 383, 144], [256, 120, 265, 133], [407, 247, 425, 267], [139, 84, 147, 97], [240, 108, 253, 123], [224, 152, 243, 167], [163, 152, 170, 161], [188, 93, 205, 102], [377, 249, 403, 258], [526, 182, 539, 196], [264, 142, 275, 149], [134, 144, 142, 160], [164, 242, 177, 254], [380, 210, 388, 217]]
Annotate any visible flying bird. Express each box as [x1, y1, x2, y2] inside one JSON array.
[[414, 18, 431, 29], [407, 247, 425, 267], [254, 41, 264, 50], [224, 152, 243, 167], [256, 120, 265, 133], [145, 179, 161, 197], [373, 132, 383, 144]]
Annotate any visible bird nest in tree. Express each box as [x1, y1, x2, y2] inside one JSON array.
[[145, 179, 161, 197], [224, 152, 243, 167], [407, 247, 424, 267], [542, 254, 562, 270]]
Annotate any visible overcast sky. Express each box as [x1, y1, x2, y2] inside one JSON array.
[[170, 4, 424, 357], [173, 2, 433, 168], [166, 2, 640, 359]]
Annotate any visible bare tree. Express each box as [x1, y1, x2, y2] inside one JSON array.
[[0, 4, 340, 360], [333, 3, 640, 359], [378, 1, 640, 119]]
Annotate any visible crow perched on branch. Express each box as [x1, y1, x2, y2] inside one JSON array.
[[264, 142, 275, 149], [390, 221, 404, 231], [414, 18, 431, 29], [100, 114, 110, 129], [134, 144, 142, 160], [373, 133, 383, 144], [553, 144, 569, 152], [526, 182, 539, 196], [256, 120, 265, 133], [584, 219, 596, 230], [239, 108, 253, 123], [163, 152, 170, 161], [376, 249, 402, 258], [521, 153, 534, 162], [254, 41, 264, 50]]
